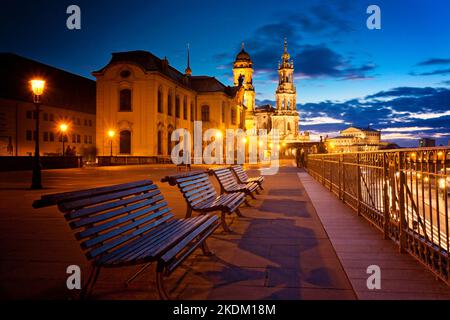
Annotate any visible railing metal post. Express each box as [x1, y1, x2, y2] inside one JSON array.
[[342, 154, 346, 203], [338, 154, 342, 200], [382, 153, 390, 239], [357, 153, 361, 216], [398, 152, 407, 253], [322, 157, 325, 186]]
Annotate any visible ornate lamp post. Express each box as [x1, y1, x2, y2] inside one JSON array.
[[108, 130, 115, 157], [30, 79, 45, 190], [59, 123, 68, 156]]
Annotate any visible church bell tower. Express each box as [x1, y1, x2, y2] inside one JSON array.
[[233, 43, 256, 130], [272, 39, 300, 139]]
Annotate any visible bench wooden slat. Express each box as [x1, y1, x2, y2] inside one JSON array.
[[68, 189, 160, 220], [97, 219, 183, 265], [161, 215, 219, 266], [33, 180, 153, 208], [60, 184, 157, 212], [210, 168, 258, 197], [113, 217, 205, 264], [75, 200, 168, 239], [87, 213, 174, 259]]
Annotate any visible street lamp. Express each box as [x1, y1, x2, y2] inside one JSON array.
[[59, 123, 68, 156], [30, 79, 45, 189], [108, 130, 115, 157]]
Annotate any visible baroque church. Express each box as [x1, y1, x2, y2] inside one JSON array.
[[236, 39, 310, 143], [93, 40, 308, 157]]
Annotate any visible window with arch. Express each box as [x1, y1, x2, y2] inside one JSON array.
[[287, 122, 291, 131], [157, 130, 163, 155], [157, 87, 163, 113], [221, 102, 226, 123], [231, 107, 237, 125], [175, 95, 180, 118], [190, 102, 194, 121], [201, 105, 210, 122], [167, 90, 173, 116], [167, 127, 173, 156], [119, 89, 132, 111], [119, 130, 131, 154], [183, 96, 187, 120]]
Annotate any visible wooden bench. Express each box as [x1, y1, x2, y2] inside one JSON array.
[[32, 180, 220, 300], [209, 167, 259, 199], [231, 165, 265, 190], [161, 170, 245, 233]]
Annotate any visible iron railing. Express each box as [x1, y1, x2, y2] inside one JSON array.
[[307, 147, 450, 285]]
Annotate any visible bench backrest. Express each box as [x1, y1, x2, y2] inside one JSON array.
[[231, 165, 249, 183], [161, 171, 218, 208], [33, 180, 174, 261], [210, 168, 239, 192]]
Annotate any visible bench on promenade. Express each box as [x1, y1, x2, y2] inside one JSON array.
[[209, 167, 259, 200], [32, 180, 220, 299], [230, 165, 265, 190], [161, 170, 245, 233]]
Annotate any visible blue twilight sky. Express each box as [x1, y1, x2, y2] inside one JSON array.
[[1, 0, 449, 146]]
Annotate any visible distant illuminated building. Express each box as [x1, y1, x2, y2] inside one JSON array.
[[325, 126, 397, 153], [419, 137, 436, 148]]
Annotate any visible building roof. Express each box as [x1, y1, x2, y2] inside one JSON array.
[[344, 126, 380, 133], [93, 50, 240, 97], [255, 104, 275, 113], [235, 48, 252, 62], [0, 53, 96, 114]]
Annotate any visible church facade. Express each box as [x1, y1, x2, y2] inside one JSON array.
[[238, 40, 310, 144], [93, 40, 307, 157]]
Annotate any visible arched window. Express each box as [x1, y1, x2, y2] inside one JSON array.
[[231, 107, 237, 125], [190, 102, 194, 121], [183, 96, 187, 120], [157, 87, 163, 113], [221, 102, 226, 123], [119, 89, 132, 111], [157, 130, 163, 155], [175, 95, 180, 118], [167, 126, 173, 156], [287, 122, 291, 131], [201, 105, 210, 122], [167, 90, 173, 116], [119, 130, 131, 154]]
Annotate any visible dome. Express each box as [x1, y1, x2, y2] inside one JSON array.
[[235, 49, 251, 62]]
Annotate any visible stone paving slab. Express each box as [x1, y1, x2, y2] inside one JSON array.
[[298, 172, 450, 300]]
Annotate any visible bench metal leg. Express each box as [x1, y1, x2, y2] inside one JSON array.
[[235, 208, 244, 217], [249, 192, 256, 200], [185, 207, 193, 218], [125, 262, 152, 287], [221, 210, 232, 233], [244, 199, 252, 207], [80, 265, 100, 300], [156, 264, 170, 300], [201, 241, 214, 256]]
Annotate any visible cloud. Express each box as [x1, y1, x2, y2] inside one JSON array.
[[408, 110, 450, 120], [411, 68, 450, 76], [213, 2, 371, 81], [380, 126, 435, 132], [417, 58, 450, 66], [301, 116, 345, 126], [295, 87, 450, 147], [366, 87, 438, 99]]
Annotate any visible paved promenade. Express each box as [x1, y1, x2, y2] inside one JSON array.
[[0, 161, 449, 299]]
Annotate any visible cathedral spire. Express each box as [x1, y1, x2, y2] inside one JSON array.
[[284, 37, 287, 53], [185, 43, 192, 76]]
